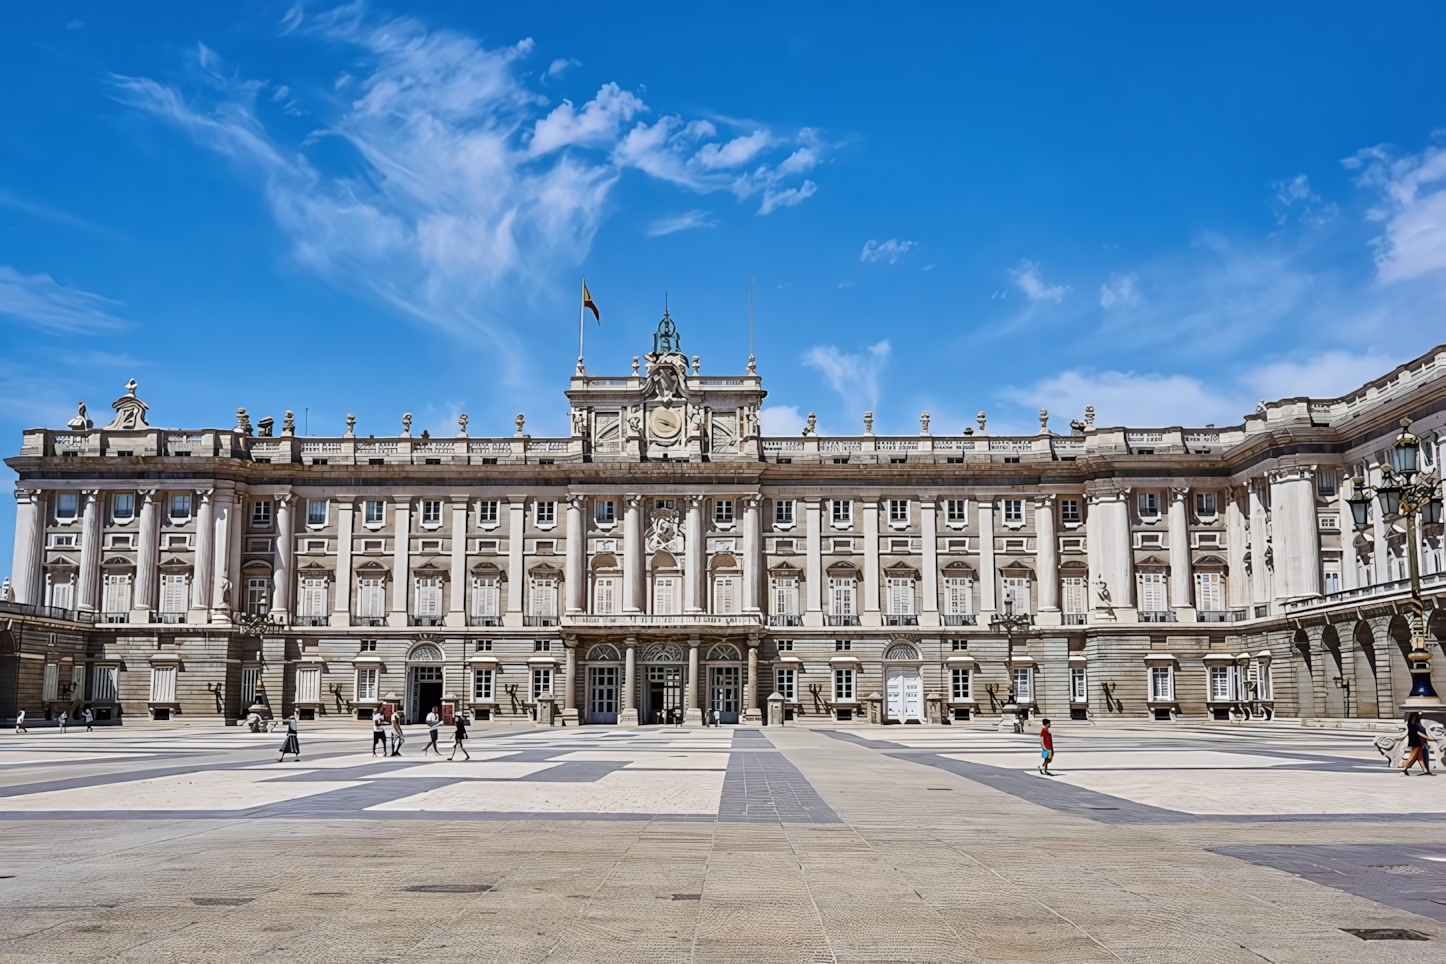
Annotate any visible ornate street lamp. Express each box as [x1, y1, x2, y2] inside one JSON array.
[[1347, 417, 1443, 710], [990, 592, 1035, 730]]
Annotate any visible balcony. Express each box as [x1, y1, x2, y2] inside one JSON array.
[[943, 614, 977, 626], [410, 615, 444, 627], [100, 612, 129, 624], [1138, 610, 1177, 623], [467, 615, 502, 627], [351, 615, 386, 627], [0, 601, 98, 624], [885, 614, 919, 626], [294, 615, 329, 627], [826, 614, 861, 626], [1283, 571, 1446, 614], [562, 613, 764, 629], [1063, 613, 1086, 626], [1196, 610, 1231, 623], [524, 615, 560, 627], [769, 614, 803, 627], [153, 611, 187, 624]]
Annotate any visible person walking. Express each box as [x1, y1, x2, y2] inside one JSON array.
[[423, 707, 442, 756], [712, 707, 721, 727], [1038, 718, 1055, 776], [58, 710, 68, 734], [448, 713, 470, 761], [1400, 713, 1432, 775], [83, 707, 94, 732], [15, 709, 26, 733], [278, 713, 301, 762], [390, 712, 406, 757], [371, 709, 387, 756]]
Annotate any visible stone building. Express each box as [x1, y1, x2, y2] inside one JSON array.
[[4, 314, 1445, 726]]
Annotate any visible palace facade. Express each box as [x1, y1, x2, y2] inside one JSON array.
[[4, 315, 1446, 727]]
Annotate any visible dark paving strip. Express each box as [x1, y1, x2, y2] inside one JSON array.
[[0, 809, 717, 822], [248, 778, 459, 817], [1214, 844, 1446, 924], [718, 750, 840, 824], [732, 729, 775, 748]]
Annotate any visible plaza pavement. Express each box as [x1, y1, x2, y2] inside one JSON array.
[[0, 717, 1443, 962]]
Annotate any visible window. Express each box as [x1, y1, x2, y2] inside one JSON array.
[[246, 577, 270, 615], [1317, 469, 1338, 498], [471, 577, 500, 618], [529, 577, 557, 617], [713, 575, 738, 613], [240, 667, 258, 709], [951, 668, 971, 702], [593, 576, 618, 614], [773, 500, 795, 526], [595, 500, 616, 525], [300, 579, 328, 618], [251, 500, 272, 527], [1209, 665, 1232, 702], [950, 639, 968, 650], [773, 577, 799, 616], [835, 639, 852, 651], [1002, 576, 1031, 615], [1002, 499, 1024, 523], [1138, 492, 1159, 517], [714, 499, 734, 524], [1138, 572, 1168, 612], [364, 500, 385, 525], [1249, 660, 1272, 700], [41, 663, 59, 702], [535, 501, 556, 526], [474, 639, 493, 652], [296, 667, 321, 704], [1195, 493, 1217, 517], [421, 500, 442, 526], [831, 500, 852, 525], [1150, 665, 1174, 701], [356, 668, 379, 702], [305, 499, 328, 527], [534, 639, 552, 652], [833, 668, 855, 702], [473, 669, 494, 701], [102, 573, 132, 614], [159, 573, 188, 614], [944, 577, 972, 615], [149, 664, 177, 703], [169, 493, 192, 519], [1012, 667, 1034, 703], [359, 639, 378, 652], [655, 499, 675, 511], [1323, 568, 1341, 595], [532, 668, 553, 699], [414, 576, 443, 617], [358, 577, 386, 618], [829, 578, 856, 616], [113, 493, 135, 520], [1063, 576, 1087, 616], [653, 576, 679, 615], [92, 664, 118, 703], [886, 577, 915, 615], [775, 668, 796, 702], [777, 639, 794, 651], [946, 499, 967, 523], [889, 499, 909, 524], [1195, 572, 1223, 611], [477, 500, 500, 525], [56, 492, 79, 519], [47, 574, 75, 611], [1060, 499, 1081, 524]]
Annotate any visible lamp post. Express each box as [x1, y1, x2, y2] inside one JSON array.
[[990, 591, 1035, 731], [1346, 417, 1444, 711]]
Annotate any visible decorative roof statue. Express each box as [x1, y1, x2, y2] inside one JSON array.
[[67, 401, 93, 431], [256, 417, 274, 438], [653, 299, 681, 356], [282, 410, 295, 436], [345, 413, 356, 437], [104, 379, 149, 430], [235, 408, 253, 436], [804, 412, 817, 436], [457, 413, 469, 437], [401, 413, 413, 437]]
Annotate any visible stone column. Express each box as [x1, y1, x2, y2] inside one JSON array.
[[1226, 488, 1248, 610], [1168, 487, 1192, 611], [449, 498, 468, 623], [332, 498, 354, 626], [805, 498, 823, 617], [77, 490, 102, 611], [190, 489, 214, 618], [1250, 480, 1271, 605], [623, 495, 642, 612], [685, 497, 704, 612], [1338, 480, 1359, 591], [132, 489, 160, 621], [1106, 493, 1135, 608], [863, 498, 881, 615], [273, 492, 294, 620], [390, 497, 411, 626], [10, 489, 43, 606], [620, 636, 638, 724], [1035, 495, 1058, 611], [685, 635, 701, 724], [744, 637, 762, 722], [565, 496, 584, 613], [507, 497, 526, 616], [977, 499, 997, 612], [208, 489, 233, 614], [224, 489, 244, 618], [562, 638, 577, 720], [921, 497, 939, 614], [743, 495, 762, 612], [1371, 472, 1389, 585], [1272, 468, 1321, 600]]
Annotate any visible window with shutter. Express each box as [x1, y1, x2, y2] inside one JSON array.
[[1150, 666, 1174, 701], [1209, 666, 1231, 701], [1012, 667, 1034, 702], [1070, 667, 1087, 702], [414, 576, 443, 616], [951, 668, 971, 701], [1062, 576, 1086, 615], [49, 576, 75, 611], [886, 577, 915, 615], [358, 578, 386, 617], [1138, 573, 1168, 612], [1002, 576, 1031, 614], [829, 578, 855, 615], [301, 578, 327, 617], [944, 577, 972, 615], [773, 577, 799, 615], [160, 574, 189, 613], [103, 574, 131, 614], [356, 668, 379, 701], [594, 576, 617, 614], [42, 663, 59, 701], [1195, 572, 1223, 611], [529, 578, 557, 617], [92, 664, 118, 702], [471, 577, 499, 617], [654, 577, 678, 615], [149, 665, 177, 702], [296, 668, 321, 703], [714, 576, 737, 613]]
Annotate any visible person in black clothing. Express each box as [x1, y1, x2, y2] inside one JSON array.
[[448, 713, 470, 761], [1401, 713, 1432, 776]]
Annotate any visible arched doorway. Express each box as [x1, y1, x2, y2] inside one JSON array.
[[883, 641, 925, 722], [1292, 629, 1314, 718], [405, 642, 445, 724], [584, 643, 621, 724], [1321, 625, 1346, 717], [1353, 621, 1379, 718], [1388, 615, 1413, 712], [641, 642, 685, 724], [706, 644, 742, 723]]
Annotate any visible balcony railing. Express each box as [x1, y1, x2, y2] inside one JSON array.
[[153, 611, 187, 624], [467, 615, 502, 627], [885, 614, 919, 626], [943, 614, 977, 626], [0, 601, 100, 624], [352, 615, 386, 627], [1196, 610, 1231, 623], [524, 615, 559, 627], [826, 614, 861, 626], [1139, 610, 1177, 623], [294, 615, 329, 626], [100, 612, 129, 624], [410, 615, 444, 627], [1063, 613, 1086, 626], [769, 614, 803, 627], [1282, 571, 1446, 614]]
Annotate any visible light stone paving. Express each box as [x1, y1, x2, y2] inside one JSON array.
[[0, 720, 1442, 962]]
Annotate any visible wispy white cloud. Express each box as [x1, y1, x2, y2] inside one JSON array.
[[1098, 272, 1140, 309], [1270, 174, 1338, 228], [758, 180, 817, 216], [803, 340, 890, 413], [760, 405, 807, 436], [860, 239, 917, 264], [545, 57, 580, 80], [1010, 259, 1069, 302], [0, 266, 127, 333], [1005, 369, 1241, 428], [1348, 143, 1446, 284], [645, 209, 716, 237], [1240, 349, 1398, 401]]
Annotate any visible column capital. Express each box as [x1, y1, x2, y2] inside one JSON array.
[[567, 494, 586, 509], [624, 634, 638, 648], [12, 488, 40, 504], [1170, 486, 1191, 502], [688, 634, 701, 647], [1033, 493, 1056, 507], [625, 494, 643, 507]]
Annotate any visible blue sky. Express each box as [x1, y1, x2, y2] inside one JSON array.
[[5, 3, 1446, 568]]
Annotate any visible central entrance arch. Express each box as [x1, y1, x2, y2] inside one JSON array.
[[642, 642, 685, 724], [883, 641, 925, 722], [405, 642, 445, 724], [706, 644, 741, 724]]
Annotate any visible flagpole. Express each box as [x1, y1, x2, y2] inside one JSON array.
[[578, 277, 586, 367]]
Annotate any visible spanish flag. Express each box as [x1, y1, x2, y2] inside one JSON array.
[[582, 281, 600, 323]]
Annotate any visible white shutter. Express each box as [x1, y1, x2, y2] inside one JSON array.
[[415, 577, 442, 616], [1063, 577, 1086, 615], [944, 577, 972, 615], [302, 579, 327, 617], [1195, 572, 1223, 611], [149, 665, 177, 702], [886, 578, 914, 615], [773, 577, 798, 615], [1003, 577, 1031, 614], [359, 578, 385, 617], [829, 578, 855, 615], [1209, 666, 1230, 701], [160, 574, 188, 613], [1151, 666, 1173, 701], [1139, 573, 1167, 612], [531, 578, 556, 617], [92, 665, 118, 703], [103, 574, 131, 613], [715, 577, 736, 613], [296, 667, 321, 703], [594, 576, 616, 614], [654, 577, 677, 615], [51, 576, 75, 611], [42, 663, 59, 701]]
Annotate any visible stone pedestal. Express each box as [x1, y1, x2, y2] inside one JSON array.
[[743, 707, 763, 724], [767, 692, 786, 726], [684, 707, 703, 726], [619, 708, 639, 725], [559, 707, 578, 726]]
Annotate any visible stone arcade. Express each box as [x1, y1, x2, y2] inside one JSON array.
[[4, 314, 1446, 727]]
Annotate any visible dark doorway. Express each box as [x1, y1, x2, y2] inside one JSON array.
[[410, 666, 444, 724]]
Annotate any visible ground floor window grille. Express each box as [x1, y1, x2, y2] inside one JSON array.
[[473, 669, 493, 702], [241, 667, 259, 709], [1150, 665, 1174, 701], [951, 668, 971, 701], [1012, 667, 1034, 703], [532, 668, 553, 700], [149, 664, 177, 703], [296, 667, 321, 704], [775, 668, 796, 702], [42, 663, 59, 702], [1069, 667, 1087, 702], [833, 668, 854, 702], [92, 664, 118, 703], [356, 667, 379, 702]]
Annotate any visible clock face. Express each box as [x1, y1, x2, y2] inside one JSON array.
[[648, 405, 684, 439]]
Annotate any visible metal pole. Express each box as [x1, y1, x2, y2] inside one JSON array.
[[578, 277, 586, 366]]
